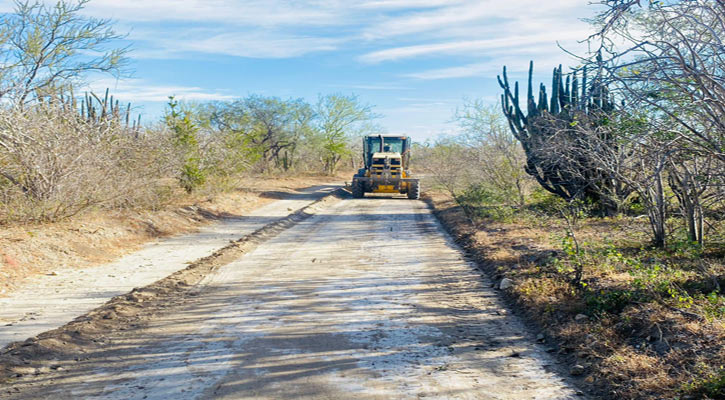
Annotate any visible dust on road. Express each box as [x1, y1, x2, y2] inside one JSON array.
[[1, 195, 580, 399]]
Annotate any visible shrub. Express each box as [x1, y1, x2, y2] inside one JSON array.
[[0, 104, 176, 222]]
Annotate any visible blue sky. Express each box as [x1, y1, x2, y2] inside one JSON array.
[[2, 0, 599, 140]]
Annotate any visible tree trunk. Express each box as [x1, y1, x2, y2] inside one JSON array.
[[650, 170, 666, 248]]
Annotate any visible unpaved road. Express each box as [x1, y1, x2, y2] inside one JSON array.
[[0, 185, 337, 348], [2, 194, 580, 399]]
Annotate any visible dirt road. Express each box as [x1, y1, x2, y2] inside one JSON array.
[[2, 194, 580, 399], [0, 185, 337, 349]]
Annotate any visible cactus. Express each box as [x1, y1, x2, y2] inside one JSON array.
[[31, 87, 140, 135], [76, 89, 139, 134], [498, 61, 620, 208]]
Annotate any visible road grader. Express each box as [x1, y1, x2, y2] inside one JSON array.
[[351, 134, 420, 199]]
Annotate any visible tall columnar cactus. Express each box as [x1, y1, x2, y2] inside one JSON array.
[[79, 88, 139, 130], [498, 61, 619, 207], [41, 87, 140, 133]]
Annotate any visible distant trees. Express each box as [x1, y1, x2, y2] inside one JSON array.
[[315, 94, 377, 175], [195, 94, 377, 176], [416, 101, 533, 212], [0, 1, 380, 223]]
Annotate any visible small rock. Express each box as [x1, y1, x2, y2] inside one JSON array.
[[570, 364, 586, 376], [47, 271, 58, 276], [499, 278, 514, 290], [287, 207, 293, 211], [495, 309, 508, 316], [536, 333, 546, 343], [574, 314, 588, 322]]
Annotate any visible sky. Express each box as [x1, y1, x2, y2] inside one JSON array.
[[1, 0, 600, 140]]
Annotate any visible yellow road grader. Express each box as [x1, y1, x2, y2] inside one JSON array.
[[351, 134, 420, 199]]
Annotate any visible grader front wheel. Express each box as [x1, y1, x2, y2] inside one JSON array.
[[352, 180, 365, 198], [407, 180, 420, 200]]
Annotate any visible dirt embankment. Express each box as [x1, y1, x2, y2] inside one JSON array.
[[0, 176, 339, 297]]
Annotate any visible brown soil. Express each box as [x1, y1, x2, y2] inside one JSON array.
[[0, 176, 340, 297]]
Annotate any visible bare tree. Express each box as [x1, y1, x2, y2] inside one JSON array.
[[454, 100, 531, 206], [586, 1, 724, 159], [0, 0, 129, 105], [580, 0, 725, 245], [416, 138, 471, 200]]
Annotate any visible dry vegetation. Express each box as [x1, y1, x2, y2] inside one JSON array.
[[425, 189, 724, 399], [0, 0, 362, 303], [0, 1, 374, 225], [416, 2, 725, 397], [0, 175, 340, 297]]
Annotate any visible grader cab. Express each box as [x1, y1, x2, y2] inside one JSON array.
[[351, 134, 420, 199]]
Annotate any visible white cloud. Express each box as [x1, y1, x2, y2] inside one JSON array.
[[355, 0, 467, 9], [359, 29, 589, 63], [361, 0, 587, 39], [150, 31, 342, 59], [328, 83, 411, 91], [5, 0, 596, 64], [86, 78, 236, 103], [81, 0, 341, 26], [405, 53, 582, 80], [404, 62, 497, 80]]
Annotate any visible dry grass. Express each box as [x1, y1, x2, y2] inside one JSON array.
[[426, 191, 725, 399]]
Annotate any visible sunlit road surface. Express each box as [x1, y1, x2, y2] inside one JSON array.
[[3, 195, 580, 400]]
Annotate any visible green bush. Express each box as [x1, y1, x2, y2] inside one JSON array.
[[457, 183, 507, 205], [526, 188, 567, 215], [165, 97, 206, 193], [584, 289, 643, 316], [454, 184, 518, 222], [682, 367, 725, 399]]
